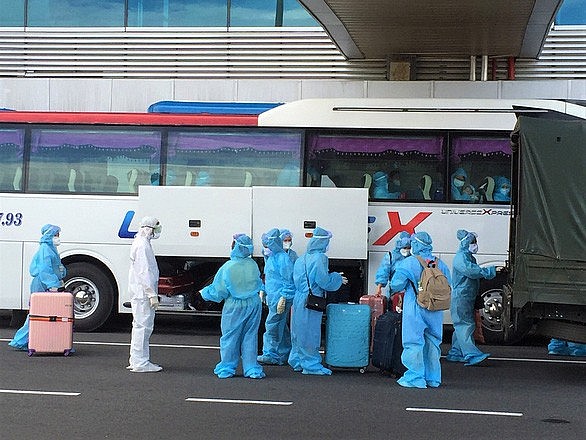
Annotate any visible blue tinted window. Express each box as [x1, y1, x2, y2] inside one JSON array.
[[0, 0, 25, 27], [28, 128, 161, 194], [128, 0, 227, 27], [166, 129, 303, 187], [28, 0, 125, 27], [555, 0, 586, 25], [307, 132, 446, 200], [283, 0, 318, 27], [0, 129, 25, 192], [230, 0, 276, 27]]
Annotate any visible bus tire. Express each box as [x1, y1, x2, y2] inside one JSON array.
[[64, 262, 115, 332], [479, 275, 532, 344]]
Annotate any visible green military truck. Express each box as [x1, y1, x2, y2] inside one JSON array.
[[505, 110, 586, 343]]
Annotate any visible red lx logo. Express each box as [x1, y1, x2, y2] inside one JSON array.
[[372, 211, 432, 246]]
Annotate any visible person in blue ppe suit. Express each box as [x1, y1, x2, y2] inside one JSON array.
[[201, 234, 265, 379], [446, 230, 496, 366], [280, 229, 299, 264], [257, 229, 296, 365], [451, 168, 475, 201], [374, 232, 411, 298], [9, 224, 66, 350], [548, 338, 586, 356], [493, 176, 511, 202], [390, 231, 451, 388], [195, 170, 211, 186], [372, 171, 402, 199], [288, 227, 348, 375], [127, 216, 163, 373]]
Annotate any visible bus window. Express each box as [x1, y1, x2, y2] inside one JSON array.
[[0, 129, 24, 192], [449, 136, 511, 203], [306, 132, 446, 201], [166, 129, 303, 187], [28, 128, 161, 194]]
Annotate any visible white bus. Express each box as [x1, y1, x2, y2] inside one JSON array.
[[2, 99, 584, 341]]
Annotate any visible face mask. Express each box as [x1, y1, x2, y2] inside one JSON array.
[[499, 187, 510, 195], [152, 231, 161, 240], [469, 243, 478, 254], [392, 179, 401, 186], [400, 248, 411, 257], [454, 179, 465, 188], [283, 242, 292, 250], [263, 247, 272, 257], [53, 237, 61, 246]]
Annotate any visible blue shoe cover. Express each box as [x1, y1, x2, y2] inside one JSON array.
[[426, 381, 440, 388], [445, 354, 465, 362], [302, 367, 332, 376], [246, 371, 266, 379], [257, 355, 280, 365], [217, 371, 234, 379], [464, 353, 490, 366], [397, 376, 427, 388]]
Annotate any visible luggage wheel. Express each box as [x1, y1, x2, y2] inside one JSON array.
[[27, 349, 35, 357], [359, 367, 367, 374]]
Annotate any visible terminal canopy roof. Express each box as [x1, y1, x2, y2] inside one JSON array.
[[300, 0, 563, 59]]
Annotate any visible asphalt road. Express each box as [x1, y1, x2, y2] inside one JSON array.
[[0, 313, 584, 440]]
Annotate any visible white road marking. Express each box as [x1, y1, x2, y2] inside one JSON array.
[[484, 356, 586, 364], [406, 407, 523, 417], [0, 389, 80, 396], [186, 397, 293, 406]]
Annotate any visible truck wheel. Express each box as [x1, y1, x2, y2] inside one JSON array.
[[479, 277, 532, 344], [64, 262, 114, 332]]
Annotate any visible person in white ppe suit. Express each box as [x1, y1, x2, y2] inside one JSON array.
[[127, 216, 162, 373]]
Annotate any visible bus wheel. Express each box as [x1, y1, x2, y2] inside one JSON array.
[[480, 278, 531, 344], [64, 263, 114, 332]]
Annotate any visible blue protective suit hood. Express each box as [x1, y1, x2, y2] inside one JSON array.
[[231, 234, 254, 258], [493, 176, 511, 201], [40, 224, 60, 245], [279, 229, 293, 241], [457, 229, 477, 251], [262, 228, 284, 254], [395, 231, 411, 250], [410, 231, 433, 257], [306, 226, 332, 253], [451, 168, 469, 200]]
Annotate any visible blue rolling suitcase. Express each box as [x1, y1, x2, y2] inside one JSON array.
[[324, 303, 370, 373], [371, 311, 406, 377]]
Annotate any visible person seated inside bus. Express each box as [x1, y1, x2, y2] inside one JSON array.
[[102, 175, 119, 193], [372, 170, 403, 199], [462, 183, 479, 202], [407, 174, 433, 200], [493, 176, 511, 202], [451, 168, 476, 202], [195, 170, 211, 186]]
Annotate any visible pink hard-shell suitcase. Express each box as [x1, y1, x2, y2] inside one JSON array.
[[28, 291, 74, 356]]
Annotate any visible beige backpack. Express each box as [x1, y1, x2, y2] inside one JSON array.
[[414, 255, 451, 311]]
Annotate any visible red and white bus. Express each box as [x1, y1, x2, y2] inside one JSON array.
[[1, 99, 583, 340]]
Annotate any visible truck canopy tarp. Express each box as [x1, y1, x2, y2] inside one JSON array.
[[513, 116, 586, 306], [517, 116, 586, 261]]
